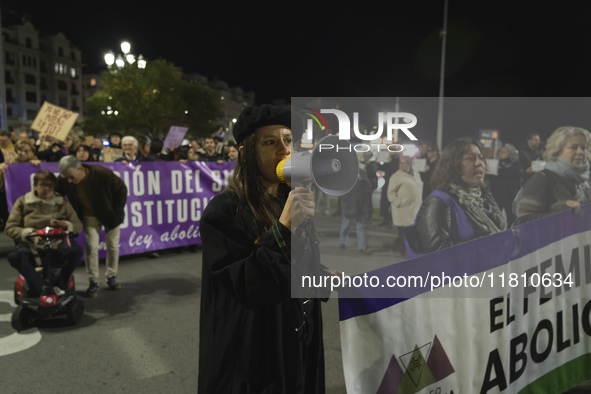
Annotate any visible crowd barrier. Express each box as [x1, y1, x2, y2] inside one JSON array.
[[5, 161, 235, 256], [339, 206, 591, 394]]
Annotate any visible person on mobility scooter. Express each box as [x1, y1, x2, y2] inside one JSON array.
[[5, 170, 84, 330]]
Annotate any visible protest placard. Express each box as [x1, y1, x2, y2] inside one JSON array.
[[102, 147, 123, 162], [412, 158, 427, 172], [163, 126, 189, 150], [532, 160, 546, 172], [30, 102, 79, 141], [486, 158, 499, 175]]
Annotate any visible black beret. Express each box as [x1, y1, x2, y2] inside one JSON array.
[[233, 105, 293, 145]]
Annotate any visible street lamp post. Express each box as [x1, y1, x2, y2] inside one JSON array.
[[436, 0, 449, 152], [229, 118, 237, 136], [104, 41, 146, 69]]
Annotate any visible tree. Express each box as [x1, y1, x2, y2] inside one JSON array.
[[83, 59, 223, 140]]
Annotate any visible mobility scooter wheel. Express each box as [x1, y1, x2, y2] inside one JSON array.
[[11, 306, 38, 331], [66, 298, 84, 325]]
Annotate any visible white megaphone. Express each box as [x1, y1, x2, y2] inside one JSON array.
[[276, 135, 359, 197]]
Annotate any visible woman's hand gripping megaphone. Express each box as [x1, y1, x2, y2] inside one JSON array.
[[279, 187, 315, 232]]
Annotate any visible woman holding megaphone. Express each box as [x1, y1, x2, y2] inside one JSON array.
[[199, 105, 329, 394]]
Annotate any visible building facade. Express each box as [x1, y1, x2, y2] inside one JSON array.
[[1, 20, 83, 131]]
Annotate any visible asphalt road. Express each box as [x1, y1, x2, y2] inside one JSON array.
[[0, 212, 401, 394]]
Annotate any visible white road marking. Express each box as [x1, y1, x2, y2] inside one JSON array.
[[110, 327, 171, 378], [0, 290, 42, 356]]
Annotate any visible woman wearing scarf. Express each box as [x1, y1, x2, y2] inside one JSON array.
[[413, 138, 506, 254], [514, 126, 591, 225]]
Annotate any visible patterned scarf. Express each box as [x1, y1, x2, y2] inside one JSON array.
[[544, 157, 591, 203], [448, 183, 506, 233]]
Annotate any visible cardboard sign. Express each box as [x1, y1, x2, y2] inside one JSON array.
[[102, 147, 123, 162], [413, 158, 427, 172], [163, 126, 189, 150], [486, 158, 499, 175], [531, 159, 546, 172], [30, 102, 79, 141], [2, 149, 17, 164]]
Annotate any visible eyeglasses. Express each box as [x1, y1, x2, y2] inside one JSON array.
[[462, 154, 484, 162]]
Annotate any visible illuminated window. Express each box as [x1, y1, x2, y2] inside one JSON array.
[[70, 68, 76, 78], [55, 63, 59, 73], [90, 78, 96, 87]]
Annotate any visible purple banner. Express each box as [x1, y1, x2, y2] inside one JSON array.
[[5, 161, 235, 256]]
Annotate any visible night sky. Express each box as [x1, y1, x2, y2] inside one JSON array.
[[4, 0, 591, 144]]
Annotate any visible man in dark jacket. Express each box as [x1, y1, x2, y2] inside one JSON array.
[[519, 132, 541, 181], [339, 167, 372, 254], [56, 156, 128, 297], [197, 137, 224, 163]]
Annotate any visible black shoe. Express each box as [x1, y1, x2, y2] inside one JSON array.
[[106, 276, 121, 290], [86, 281, 99, 298]]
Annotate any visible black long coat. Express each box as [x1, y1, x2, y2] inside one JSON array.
[[198, 191, 328, 394]]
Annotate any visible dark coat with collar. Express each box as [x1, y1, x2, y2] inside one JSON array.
[[415, 190, 497, 253], [56, 164, 127, 231], [198, 190, 328, 394]]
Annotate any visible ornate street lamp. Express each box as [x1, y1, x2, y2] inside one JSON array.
[[104, 52, 115, 66], [104, 41, 146, 69]]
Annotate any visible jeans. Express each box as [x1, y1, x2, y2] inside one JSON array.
[[339, 214, 366, 250]]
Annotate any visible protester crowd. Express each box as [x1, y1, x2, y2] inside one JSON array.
[[0, 128, 239, 229], [331, 127, 591, 258], [1, 126, 240, 298]]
